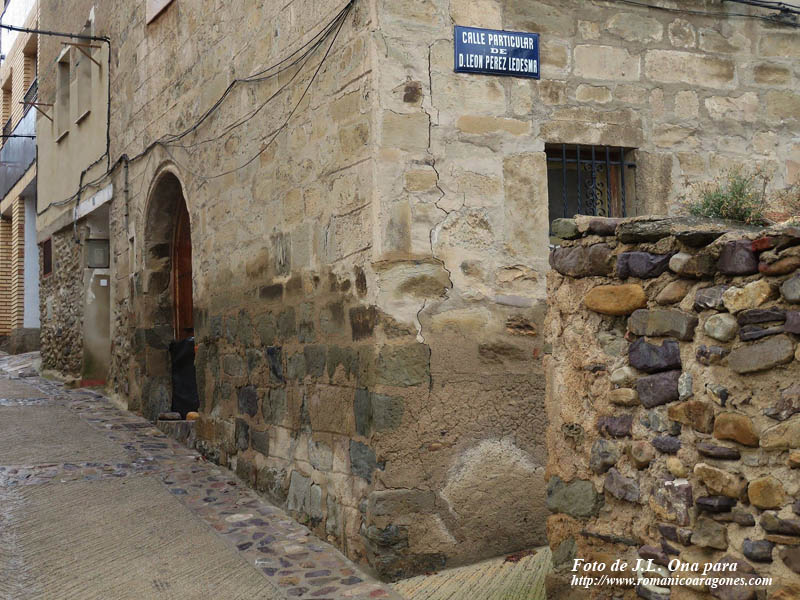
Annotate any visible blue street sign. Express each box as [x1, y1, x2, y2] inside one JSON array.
[[454, 26, 540, 79]]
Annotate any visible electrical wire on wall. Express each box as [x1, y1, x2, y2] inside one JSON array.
[[18, 0, 355, 218], [0, 22, 113, 216], [161, 3, 352, 148], [11, 0, 798, 215], [605, 0, 799, 26], [159, 1, 353, 182], [723, 0, 800, 18], [162, 0, 353, 181]]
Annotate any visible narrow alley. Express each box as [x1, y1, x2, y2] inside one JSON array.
[[0, 353, 401, 600]]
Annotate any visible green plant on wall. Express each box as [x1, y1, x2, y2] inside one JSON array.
[[686, 168, 767, 225]]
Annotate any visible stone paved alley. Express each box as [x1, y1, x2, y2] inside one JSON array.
[[0, 351, 550, 599], [0, 353, 402, 600]]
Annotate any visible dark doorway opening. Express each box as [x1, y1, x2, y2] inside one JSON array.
[[168, 186, 198, 418], [141, 170, 198, 420]]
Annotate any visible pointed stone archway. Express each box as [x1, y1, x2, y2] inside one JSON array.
[[138, 168, 196, 421]]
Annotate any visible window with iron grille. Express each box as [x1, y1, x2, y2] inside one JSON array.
[[546, 144, 637, 239]]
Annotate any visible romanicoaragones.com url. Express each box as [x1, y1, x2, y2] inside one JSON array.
[[571, 574, 773, 590]]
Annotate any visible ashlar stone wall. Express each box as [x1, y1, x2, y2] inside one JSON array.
[[93, 0, 548, 579], [545, 216, 800, 600], [101, 0, 385, 573], [40, 0, 390, 574]]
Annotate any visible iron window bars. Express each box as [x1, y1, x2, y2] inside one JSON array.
[[546, 144, 636, 227]]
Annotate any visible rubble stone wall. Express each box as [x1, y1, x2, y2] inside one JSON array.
[[39, 227, 83, 377], [545, 215, 800, 600]]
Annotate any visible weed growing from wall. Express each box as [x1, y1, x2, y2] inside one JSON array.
[[686, 168, 767, 225]]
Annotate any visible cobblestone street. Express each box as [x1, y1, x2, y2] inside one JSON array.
[[0, 354, 402, 600]]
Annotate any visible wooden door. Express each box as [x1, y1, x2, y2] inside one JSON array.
[[172, 201, 193, 340]]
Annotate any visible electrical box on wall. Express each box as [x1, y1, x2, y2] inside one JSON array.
[[86, 239, 109, 269]]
